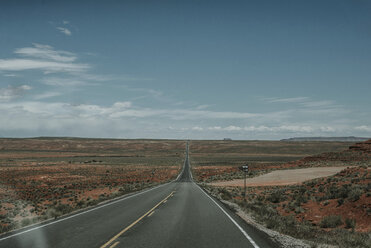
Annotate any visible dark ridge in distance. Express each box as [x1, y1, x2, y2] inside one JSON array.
[[281, 136, 370, 142]]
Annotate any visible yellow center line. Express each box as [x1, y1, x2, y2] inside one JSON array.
[[100, 191, 175, 248], [147, 211, 154, 217], [109, 241, 120, 248]]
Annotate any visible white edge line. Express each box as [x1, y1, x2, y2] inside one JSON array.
[[0, 181, 172, 242], [196, 184, 260, 248]]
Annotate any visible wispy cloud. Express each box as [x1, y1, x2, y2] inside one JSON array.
[[33, 91, 62, 100], [169, 109, 259, 120], [171, 124, 350, 135], [355, 125, 371, 132], [206, 125, 331, 133], [301, 100, 335, 108], [265, 97, 309, 103], [127, 87, 163, 99], [57, 27, 72, 36], [0, 44, 89, 73], [0, 85, 32, 102], [42, 77, 90, 87], [3, 74, 17, 77], [264, 96, 347, 116], [195, 104, 212, 110], [49, 20, 74, 36], [264, 96, 340, 109], [0, 59, 88, 73], [69, 73, 153, 84], [15, 43, 76, 62]]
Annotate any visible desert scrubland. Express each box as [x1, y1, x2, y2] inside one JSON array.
[[0, 138, 185, 233], [192, 140, 371, 248]]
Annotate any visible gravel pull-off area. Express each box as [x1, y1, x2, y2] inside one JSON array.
[[211, 166, 348, 187]]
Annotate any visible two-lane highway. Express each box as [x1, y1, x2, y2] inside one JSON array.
[[0, 142, 278, 248]]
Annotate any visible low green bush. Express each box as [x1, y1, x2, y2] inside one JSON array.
[[345, 218, 356, 229], [348, 187, 363, 202], [320, 215, 343, 228], [21, 218, 31, 227], [267, 189, 286, 203]]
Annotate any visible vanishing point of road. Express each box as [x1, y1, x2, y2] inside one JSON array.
[[0, 142, 278, 248]]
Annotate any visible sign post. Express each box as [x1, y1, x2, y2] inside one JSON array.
[[239, 164, 249, 201]]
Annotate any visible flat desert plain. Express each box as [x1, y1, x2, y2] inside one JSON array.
[[190, 140, 354, 182]]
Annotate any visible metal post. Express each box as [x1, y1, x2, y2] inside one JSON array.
[[244, 170, 247, 201], [239, 164, 248, 201]]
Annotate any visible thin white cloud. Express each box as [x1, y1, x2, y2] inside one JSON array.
[[207, 125, 336, 133], [265, 96, 348, 118], [75, 73, 117, 81], [127, 87, 163, 99], [208, 126, 222, 131], [265, 96, 341, 110], [301, 100, 335, 108], [265, 97, 309, 103], [57, 27, 72, 36], [42, 77, 90, 87], [15, 43, 76, 62], [0, 85, 32, 102], [0, 59, 89, 73], [196, 104, 212, 110], [0, 44, 88, 74], [168, 109, 259, 120], [33, 92, 62, 100], [355, 125, 371, 132], [68, 73, 154, 83]]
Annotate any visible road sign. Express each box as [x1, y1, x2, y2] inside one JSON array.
[[239, 164, 249, 201]]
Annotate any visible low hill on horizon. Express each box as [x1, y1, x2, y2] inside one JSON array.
[[281, 136, 369, 142]]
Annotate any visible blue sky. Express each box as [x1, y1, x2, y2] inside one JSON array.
[[0, 0, 370, 139]]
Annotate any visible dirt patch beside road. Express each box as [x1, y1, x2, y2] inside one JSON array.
[[210, 166, 348, 187]]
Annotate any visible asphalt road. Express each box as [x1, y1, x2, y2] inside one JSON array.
[[0, 143, 278, 248]]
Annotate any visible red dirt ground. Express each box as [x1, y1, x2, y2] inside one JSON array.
[[275, 166, 371, 232]]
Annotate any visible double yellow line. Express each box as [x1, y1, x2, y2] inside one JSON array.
[[100, 191, 175, 248]]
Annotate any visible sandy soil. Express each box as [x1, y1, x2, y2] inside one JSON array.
[[210, 166, 348, 187]]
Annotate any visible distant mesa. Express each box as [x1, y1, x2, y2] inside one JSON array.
[[223, 138, 232, 141], [281, 136, 370, 142]]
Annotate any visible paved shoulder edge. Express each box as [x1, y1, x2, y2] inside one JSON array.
[[194, 183, 260, 248]]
